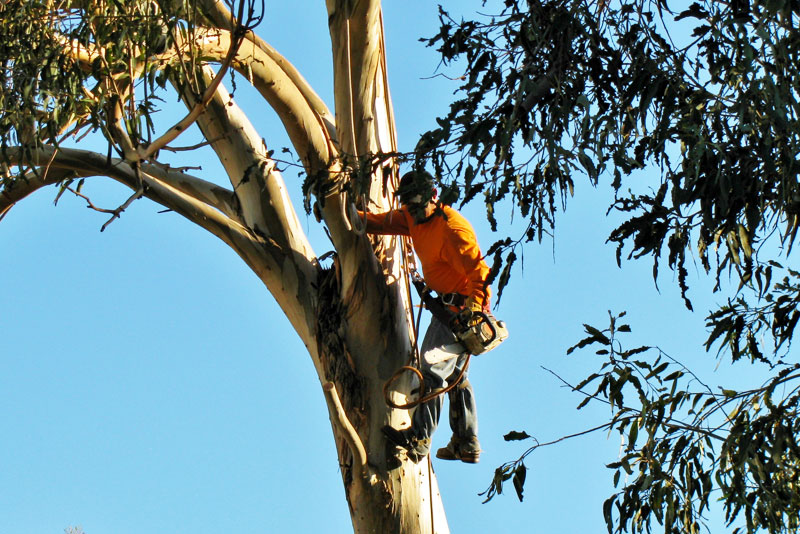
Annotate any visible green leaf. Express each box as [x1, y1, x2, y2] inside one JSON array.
[[585, 324, 611, 344], [603, 496, 615, 533], [628, 420, 639, 449]]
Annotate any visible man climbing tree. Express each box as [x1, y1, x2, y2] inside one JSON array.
[[363, 170, 507, 465]]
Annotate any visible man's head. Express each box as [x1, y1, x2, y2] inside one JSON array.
[[397, 170, 437, 222]]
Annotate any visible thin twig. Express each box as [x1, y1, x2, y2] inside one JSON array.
[[100, 188, 143, 231], [159, 139, 217, 152], [66, 185, 116, 215]]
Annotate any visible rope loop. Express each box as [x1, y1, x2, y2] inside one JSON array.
[[382, 354, 471, 410]]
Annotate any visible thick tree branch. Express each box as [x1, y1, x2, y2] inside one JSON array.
[[53, 21, 333, 176], [198, 0, 338, 145], [142, 162, 241, 221], [176, 67, 321, 353], [45, 18, 331, 359], [326, 0, 391, 159], [190, 27, 335, 176], [1, 146, 241, 235], [324, 0, 413, 362]]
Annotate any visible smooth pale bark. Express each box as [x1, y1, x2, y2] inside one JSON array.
[[176, 67, 320, 349], [325, 1, 449, 532]]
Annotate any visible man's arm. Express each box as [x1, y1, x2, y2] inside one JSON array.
[[360, 209, 411, 236]]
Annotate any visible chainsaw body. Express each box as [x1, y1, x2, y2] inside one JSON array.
[[450, 309, 509, 355]]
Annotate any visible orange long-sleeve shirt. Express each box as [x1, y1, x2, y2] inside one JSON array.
[[364, 205, 491, 306]]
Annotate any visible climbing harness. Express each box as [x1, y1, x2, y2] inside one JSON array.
[[382, 269, 469, 410], [408, 268, 509, 357]]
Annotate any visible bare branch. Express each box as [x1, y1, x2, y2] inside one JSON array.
[[1, 146, 240, 226], [324, 382, 369, 470], [138, 24, 247, 161], [64, 184, 118, 215], [100, 185, 143, 232]]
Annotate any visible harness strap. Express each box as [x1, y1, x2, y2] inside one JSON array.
[[438, 292, 466, 307], [410, 273, 460, 326]]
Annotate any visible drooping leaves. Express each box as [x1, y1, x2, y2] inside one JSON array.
[[418, 0, 800, 313], [491, 313, 800, 534]]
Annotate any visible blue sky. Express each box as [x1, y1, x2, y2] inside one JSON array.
[[0, 2, 760, 533]]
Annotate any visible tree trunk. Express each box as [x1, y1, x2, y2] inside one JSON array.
[[315, 1, 450, 532]]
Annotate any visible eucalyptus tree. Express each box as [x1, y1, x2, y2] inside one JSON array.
[[1, 0, 451, 532], [419, 1, 800, 533]]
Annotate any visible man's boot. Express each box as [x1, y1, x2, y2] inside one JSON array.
[[435, 435, 480, 463]]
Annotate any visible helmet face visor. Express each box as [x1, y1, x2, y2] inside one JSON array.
[[400, 194, 423, 206], [397, 171, 434, 203], [396, 170, 436, 221], [397, 193, 424, 220]]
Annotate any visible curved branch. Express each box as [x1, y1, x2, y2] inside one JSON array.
[[3, 143, 323, 372], [324, 382, 369, 470], [1, 148, 289, 304], [0, 167, 75, 222], [52, 20, 335, 175], [174, 67, 322, 355], [1, 146, 241, 234], [198, 0, 338, 144], [139, 25, 246, 161], [176, 67, 310, 250], [191, 27, 336, 175]]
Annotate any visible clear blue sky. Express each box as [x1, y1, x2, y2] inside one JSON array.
[[0, 2, 751, 533]]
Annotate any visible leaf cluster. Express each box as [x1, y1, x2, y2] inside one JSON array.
[[496, 313, 800, 534], [479, 430, 532, 503], [1, 0, 92, 165], [0, 0, 252, 180], [706, 262, 800, 365]]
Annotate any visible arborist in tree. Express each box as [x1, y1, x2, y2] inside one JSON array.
[[362, 169, 507, 464]]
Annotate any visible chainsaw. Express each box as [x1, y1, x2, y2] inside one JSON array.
[[449, 307, 509, 355], [409, 270, 508, 355]]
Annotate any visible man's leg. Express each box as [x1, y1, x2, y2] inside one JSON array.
[[448, 371, 478, 441], [437, 355, 481, 463], [408, 355, 456, 454], [383, 317, 464, 461]]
